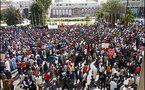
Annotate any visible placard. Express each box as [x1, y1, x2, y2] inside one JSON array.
[[107, 48, 115, 57], [0, 54, 5, 60], [102, 43, 109, 48], [48, 25, 58, 29]]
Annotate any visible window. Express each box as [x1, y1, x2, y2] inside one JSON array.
[[60, 4, 62, 6], [66, 4, 68, 6], [85, 4, 87, 6]]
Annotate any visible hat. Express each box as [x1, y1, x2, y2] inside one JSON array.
[[53, 78, 57, 81], [131, 74, 133, 77], [124, 80, 128, 85]]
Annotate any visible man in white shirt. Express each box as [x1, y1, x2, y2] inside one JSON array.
[[83, 73, 87, 81], [110, 80, 117, 90], [5, 60, 11, 71]]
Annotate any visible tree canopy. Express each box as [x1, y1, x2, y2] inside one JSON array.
[[99, 0, 124, 24], [38, 0, 51, 11], [1, 6, 23, 26], [30, 0, 52, 26], [124, 9, 135, 26]]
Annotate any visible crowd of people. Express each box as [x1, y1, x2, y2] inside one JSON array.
[[0, 23, 144, 90]]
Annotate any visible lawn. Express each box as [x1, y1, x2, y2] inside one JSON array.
[[75, 21, 95, 25]]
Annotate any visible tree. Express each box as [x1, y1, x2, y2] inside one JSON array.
[[0, 9, 7, 22], [30, 0, 52, 26], [96, 10, 104, 19], [30, 1, 45, 26], [119, 14, 125, 24], [124, 9, 135, 26], [85, 15, 90, 24], [101, 0, 124, 24], [38, 0, 51, 11], [2, 6, 23, 26]]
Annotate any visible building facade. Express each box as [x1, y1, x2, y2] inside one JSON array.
[[11, 0, 34, 17], [50, 2, 100, 18], [1, 0, 34, 18], [120, 0, 144, 17], [0, 0, 11, 10]]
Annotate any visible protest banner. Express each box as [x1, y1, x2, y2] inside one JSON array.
[[48, 25, 58, 29], [102, 43, 109, 48], [107, 48, 115, 57], [0, 54, 5, 60]]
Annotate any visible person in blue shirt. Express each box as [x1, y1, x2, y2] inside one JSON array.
[[10, 57, 17, 70], [70, 72, 76, 85]]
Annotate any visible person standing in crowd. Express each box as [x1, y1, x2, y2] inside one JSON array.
[[0, 23, 144, 89]]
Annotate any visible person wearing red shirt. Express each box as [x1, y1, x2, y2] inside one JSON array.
[[16, 60, 22, 74], [83, 64, 88, 73], [44, 72, 50, 82], [26, 51, 32, 55], [43, 72, 50, 88], [33, 67, 39, 76], [21, 61, 26, 74], [66, 60, 71, 67], [134, 66, 140, 74]]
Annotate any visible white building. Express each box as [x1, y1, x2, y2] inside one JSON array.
[[120, 0, 144, 17], [50, 1, 100, 18], [10, 0, 34, 17], [10, 0, 33, 9], [0, 0, 11, 10]]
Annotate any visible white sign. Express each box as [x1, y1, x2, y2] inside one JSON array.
[[0, 54, 5, 60], [48, 25, 58, 29], [102, 43, 109, 48]]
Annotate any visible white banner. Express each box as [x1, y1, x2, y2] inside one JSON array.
[[48, 25, 58, 29], [102, 43, 109, 48], [0, 54, 5, 60]]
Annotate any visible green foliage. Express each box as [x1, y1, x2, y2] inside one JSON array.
[[38, 0, 51, 11], [30, 0, 52, 26], [102, 0, 124, 14], [75, 22, 94, 25], [85, 15, 90, 21], [1, 6, 23, 26], [124, 9, 135, 26], [100, 0, 124, 24], [96, 10, 104, 19], [85, 15, 90, 24], [119, 14, 125, 24], [30, 1, 45, 26], [1, 9, 7, 21]]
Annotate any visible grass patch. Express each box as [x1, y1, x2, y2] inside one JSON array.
[[75, 22, 95, 25]]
